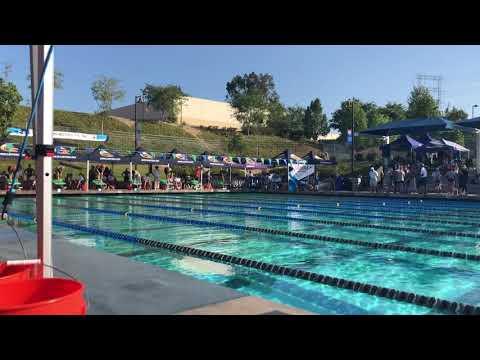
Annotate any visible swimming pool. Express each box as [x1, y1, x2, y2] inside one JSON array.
[[7, 193, 480, 315]]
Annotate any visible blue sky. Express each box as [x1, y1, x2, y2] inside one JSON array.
[[1, 45, 480, 118]]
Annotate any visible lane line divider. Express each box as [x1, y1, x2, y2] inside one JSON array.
[[8, 210, 479, 315]]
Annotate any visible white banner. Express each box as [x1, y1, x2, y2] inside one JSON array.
[[290, 164, 315, 181], [7, 127, 109, 142]]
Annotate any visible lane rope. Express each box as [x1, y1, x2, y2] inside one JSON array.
[[7, 210, 480, 315]]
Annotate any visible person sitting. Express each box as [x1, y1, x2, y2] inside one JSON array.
[[54, 165, 64, 180], [106, 173, 116, 190], [77, 173, 86, 190], [132, 170, 142, 189], [65, 173, 74, 189]]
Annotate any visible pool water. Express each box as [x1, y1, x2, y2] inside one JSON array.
[[8, 193, 480, 315]]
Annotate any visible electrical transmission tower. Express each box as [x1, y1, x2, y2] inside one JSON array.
[[416, 74, 444, 113]]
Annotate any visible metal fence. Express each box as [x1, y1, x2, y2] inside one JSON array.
[[53, 126, 348, 159]]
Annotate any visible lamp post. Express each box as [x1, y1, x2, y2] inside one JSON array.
[[472, 104, 479, 119], [350, 100, 355, 177], [134, 94, 146, 149]]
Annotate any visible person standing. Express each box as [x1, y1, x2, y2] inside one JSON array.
[[152, 165, 161, 190], [458, 166, 469, 195], [432, 167, 442, 193], [418, 163, 428, 195], [369, 166, 379, 193], [445, 166, 456, 195]]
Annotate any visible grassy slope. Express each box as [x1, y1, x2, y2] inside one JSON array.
[[10, 106, 324, 157], [6, 106, 369, 178]]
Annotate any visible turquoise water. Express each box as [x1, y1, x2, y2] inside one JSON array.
[[9, 193, 480, 315]]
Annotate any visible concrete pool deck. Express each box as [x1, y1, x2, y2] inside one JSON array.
[[0, 224, 312, 315]]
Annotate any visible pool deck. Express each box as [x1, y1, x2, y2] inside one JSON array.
[[0, 224, 312, 315]]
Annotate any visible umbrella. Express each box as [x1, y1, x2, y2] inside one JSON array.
[[360, 117, 474, 136]]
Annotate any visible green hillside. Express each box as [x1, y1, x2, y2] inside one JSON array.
[[10, 106, 326, 158]]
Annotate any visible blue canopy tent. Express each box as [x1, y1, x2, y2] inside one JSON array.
[[415, 134, 452, 153], [457, 117, 480, 130], [360, 117, 475, 136], [442, 138, 470, 153]]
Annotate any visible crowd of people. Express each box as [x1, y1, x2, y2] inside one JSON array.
[[364, 160, 472, 196], [0, 158, 478, 197]]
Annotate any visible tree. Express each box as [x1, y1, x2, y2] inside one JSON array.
[[443, 106, 468, 145], [379, 102, 406, 121], [406, 86, 440, 118], [90, 75, 126, 114], [27, 70, 64, 90], [266, 101, 289, 137], [142, 84, 187, 123], [285, 106, 306, 140], [330, 98, 368, 143], [227, 132, 246, 154], [303, 98, 329, 140], [0, 79, 22, 139], [226, 72, 279, 135]]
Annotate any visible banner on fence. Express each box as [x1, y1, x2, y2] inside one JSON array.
[[7, 127, 109, 142]]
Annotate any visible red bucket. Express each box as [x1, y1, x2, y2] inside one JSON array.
[[0, 278, 87, 315], [0, 263, 35, 285]]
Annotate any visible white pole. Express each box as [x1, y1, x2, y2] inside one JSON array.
[[476, 130, 480, 175], [200, 165, 203, 191], [86, 160, 90, 192], [30, 45, 53, 278], [129, 162, 133, 182]]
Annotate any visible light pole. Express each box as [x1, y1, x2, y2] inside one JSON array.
[[350, 99, 355, 177], [134, 94, 145, 150], [472, 104, 479, 119]]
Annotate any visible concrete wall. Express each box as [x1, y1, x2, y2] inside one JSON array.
[[109, 96, 241, 130]]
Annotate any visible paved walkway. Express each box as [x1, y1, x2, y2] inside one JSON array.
[[0, 224, 311, 315]]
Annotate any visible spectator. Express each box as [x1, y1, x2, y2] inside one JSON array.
[[459, 166, 469, 195], [122, 168, 131, 184], [418, 163, 428, 195], [383, 167, 393, 193], [152, 165, 161, 190], [369, 166, 379, 193], [24, 164, 34, 179], [432, 167, 442, 192], [445, 166, 456, 195]]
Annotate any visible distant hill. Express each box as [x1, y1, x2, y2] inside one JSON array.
[[10, 106, 329, 158]]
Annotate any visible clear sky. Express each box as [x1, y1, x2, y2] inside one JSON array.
[[1, 45, 480, 118]]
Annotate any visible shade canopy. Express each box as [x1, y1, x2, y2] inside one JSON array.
[[457, 117, 480, 130], [129, 147, 165, 164], [302, 151, 337, 165], [360, 117, 473, 136], [383, 135, 423, 152], [79, 146, 130, 163], [273, 149, 306, 166], [415, 133, 451, 153], [53, 144, 80, 161], [0, 143, 32, 160], [441, 138, 470, 152]]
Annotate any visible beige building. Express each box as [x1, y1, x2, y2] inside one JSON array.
[[109, 96, 241, 130]]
